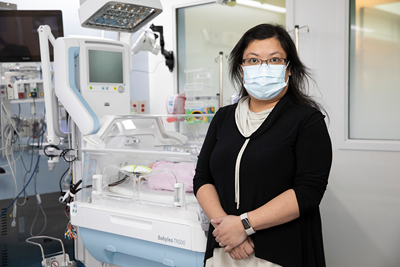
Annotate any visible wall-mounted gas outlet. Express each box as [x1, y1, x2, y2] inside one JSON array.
[[138, 100, 147, 114]]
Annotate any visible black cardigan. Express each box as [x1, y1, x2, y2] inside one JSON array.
[[193, 94, 332, 267]]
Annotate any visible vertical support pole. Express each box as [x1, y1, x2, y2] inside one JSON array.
[[295, 25, 299, 53], [219, 51, 223, 108]]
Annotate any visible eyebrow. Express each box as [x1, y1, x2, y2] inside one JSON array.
[[244, 51, 284, 57]]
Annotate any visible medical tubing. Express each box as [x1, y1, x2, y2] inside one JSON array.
[[29, 203, 47, 236], [132, 60, 165, 74], [59, 167, 71, 192], [4, 124, 19, 219], [0, 156, 41, 218], [30, 169, 47, 236], [33, 97, 36, 117], [0, 146, 24, 168], [17, 171, 30, 206], [21, 135, 35, 172], [97, 165, 120, 190], [101, 165, 121, 177], [6, 153, 18, 221]]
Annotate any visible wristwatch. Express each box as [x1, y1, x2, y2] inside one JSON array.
[[240, 213, 256, 235]]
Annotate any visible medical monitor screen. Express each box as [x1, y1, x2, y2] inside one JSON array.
[[88, 50, 123, 84], [0, 10, 63, 62]]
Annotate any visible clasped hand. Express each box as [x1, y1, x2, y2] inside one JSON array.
[[212, 215, 254, 259]]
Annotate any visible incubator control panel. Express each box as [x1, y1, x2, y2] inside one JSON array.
[[87, 84, 125, 93]]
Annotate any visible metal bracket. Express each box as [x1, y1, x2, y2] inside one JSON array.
[[124, 136, 140, 146]]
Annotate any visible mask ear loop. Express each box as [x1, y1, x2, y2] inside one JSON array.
[[285, 61, 291, 84]]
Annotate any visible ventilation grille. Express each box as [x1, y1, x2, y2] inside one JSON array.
[[1, 249, 7, 267], [1, 209, 6, 236]]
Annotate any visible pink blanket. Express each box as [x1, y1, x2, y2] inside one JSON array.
[[147, 161, 195, 192]]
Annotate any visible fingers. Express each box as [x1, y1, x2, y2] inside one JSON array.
[[228, 244, 250, 260], [243, 241, 254, 255], [247, 236, 255, 248], [211, 217, 224, 225], [243, 237, 255, 254], [224, 245, 233, 253]]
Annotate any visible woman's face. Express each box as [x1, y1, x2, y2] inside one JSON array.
[[241, 37, 291, 105]]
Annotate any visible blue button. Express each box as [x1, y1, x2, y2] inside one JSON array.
[[102, 87, 104, 90], [106, 87, 109, 90]]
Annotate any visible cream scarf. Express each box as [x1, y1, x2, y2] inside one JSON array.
[[234, 97, 273, 209]]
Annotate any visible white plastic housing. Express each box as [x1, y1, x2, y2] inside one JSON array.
[[54, 36, 131, 135]]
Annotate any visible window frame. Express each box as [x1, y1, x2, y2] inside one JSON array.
[[172, 0, 216, 96], [338, 0, 400, 151]]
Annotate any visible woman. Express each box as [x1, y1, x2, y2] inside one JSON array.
[[193, 23, 332, 267]]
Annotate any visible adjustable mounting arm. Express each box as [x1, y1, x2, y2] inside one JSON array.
[[150, 24, 174, 72]]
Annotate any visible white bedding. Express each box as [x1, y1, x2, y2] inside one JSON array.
[[108, 179, 198, 204]]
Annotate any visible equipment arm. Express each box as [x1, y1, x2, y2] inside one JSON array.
[[38, 25, 60, 145], [150, 24, 174, 72], [129, 24, 174, 72]]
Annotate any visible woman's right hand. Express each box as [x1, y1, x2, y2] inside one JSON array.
[[228, 236, 255, 260]]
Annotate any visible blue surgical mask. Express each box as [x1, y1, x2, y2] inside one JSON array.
[[242, 63, 289, 100]]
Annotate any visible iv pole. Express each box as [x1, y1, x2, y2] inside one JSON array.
[[288, 25, 310, 53]]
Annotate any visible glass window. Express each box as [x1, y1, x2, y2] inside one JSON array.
[[176, 1, 286, 113], [349, 0, 400, 140]]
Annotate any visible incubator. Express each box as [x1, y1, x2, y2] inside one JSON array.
[[70, 114, 212, 267]]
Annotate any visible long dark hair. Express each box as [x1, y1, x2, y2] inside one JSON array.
[[229, 23, 326, 114]]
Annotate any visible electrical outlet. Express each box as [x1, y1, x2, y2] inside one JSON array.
[[138, 100, 147, 114]]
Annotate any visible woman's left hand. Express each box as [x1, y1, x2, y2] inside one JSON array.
[[212, 215, 248, 253]]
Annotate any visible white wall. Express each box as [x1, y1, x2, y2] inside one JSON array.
[[288, 0, 400, 266], [149, 1, 400, 266]]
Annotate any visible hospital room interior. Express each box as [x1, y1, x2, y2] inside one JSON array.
[[0, 0, 399, 266]]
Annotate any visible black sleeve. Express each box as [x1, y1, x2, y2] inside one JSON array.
[[293, 111, 332, 216], [193, 109, 222, 197]]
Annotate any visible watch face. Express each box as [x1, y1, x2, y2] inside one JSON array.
[[242, 218, 251, 230]]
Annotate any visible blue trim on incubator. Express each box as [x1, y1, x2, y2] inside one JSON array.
[[80, 227, 204, 267], [68, 47, 100, 134]]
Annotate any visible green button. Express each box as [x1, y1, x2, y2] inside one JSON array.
[[90, 86, 93, 89], [33, 88, 37, 91]]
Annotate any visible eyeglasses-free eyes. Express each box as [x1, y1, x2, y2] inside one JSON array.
[[242, 58, 287, 67]]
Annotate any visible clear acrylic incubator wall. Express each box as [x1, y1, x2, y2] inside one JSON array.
[[78, 114, 212, 224]]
